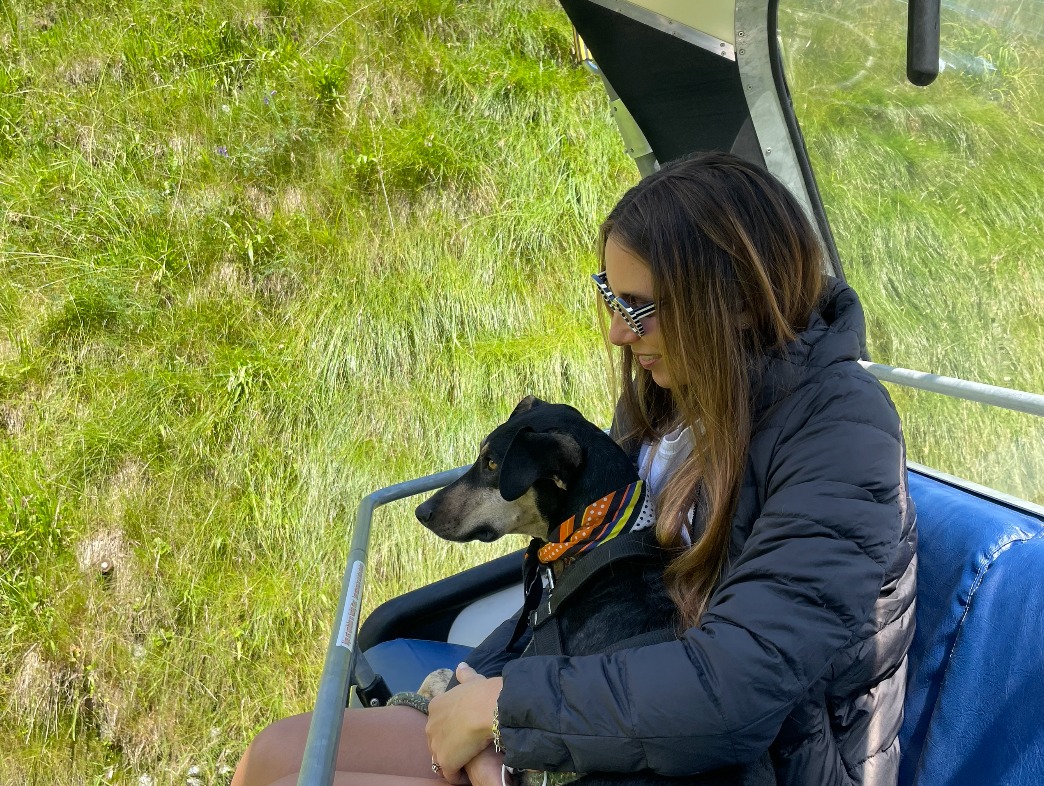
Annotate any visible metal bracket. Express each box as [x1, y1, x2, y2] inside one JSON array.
[[610, 99, 653, 159]]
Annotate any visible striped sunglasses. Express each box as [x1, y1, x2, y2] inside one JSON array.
[[591, 271, 657, 336]]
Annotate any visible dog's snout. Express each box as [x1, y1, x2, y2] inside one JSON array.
[[416, 499, 434, 524]]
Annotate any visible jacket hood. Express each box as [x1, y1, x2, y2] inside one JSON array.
[[753, 277, 869, 420]]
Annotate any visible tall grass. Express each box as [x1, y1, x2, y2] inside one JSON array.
[[782, 0, 1043, 499], [1, 1, 631, 782], [0, 0, 1040, 784]]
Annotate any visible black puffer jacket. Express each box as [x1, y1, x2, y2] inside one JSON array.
[[490, 279, 917, 785]]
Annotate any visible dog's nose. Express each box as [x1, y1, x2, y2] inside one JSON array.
[[416, 500, 434, 524]]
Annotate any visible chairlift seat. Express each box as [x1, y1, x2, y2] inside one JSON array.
[[898, 471, 1044, 786], [361, 469, 1044, 785], [363, 639, 472, 697]]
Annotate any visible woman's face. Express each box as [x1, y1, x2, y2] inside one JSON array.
[[603, 236, 672, 389]]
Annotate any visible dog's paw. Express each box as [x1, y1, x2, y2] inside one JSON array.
[[417, 667, 453, 698]]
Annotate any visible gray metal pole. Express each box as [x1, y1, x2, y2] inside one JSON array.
[[859, 361, 1044, 418], [297, 465, 468, 786]]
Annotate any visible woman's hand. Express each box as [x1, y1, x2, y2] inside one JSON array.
[[427, 663, 503, 783], [464, 745, 509, 786]]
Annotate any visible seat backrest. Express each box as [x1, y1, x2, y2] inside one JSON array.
[[900, 470, 1044, 786]]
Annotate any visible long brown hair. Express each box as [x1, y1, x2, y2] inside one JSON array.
[[598, 152, 825, 626]]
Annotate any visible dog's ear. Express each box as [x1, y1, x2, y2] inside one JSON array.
[[499, 427, 583, 502], [509, 395, 548, 420]]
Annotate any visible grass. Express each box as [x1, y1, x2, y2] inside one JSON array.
[[0, 0, 1041, 784], [1, 2, 628, 782], [781, 0, 1044, 498]]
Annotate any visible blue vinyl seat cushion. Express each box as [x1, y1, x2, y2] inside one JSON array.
[[363, 638, 473, 696], [899, 471, 1044, 786]]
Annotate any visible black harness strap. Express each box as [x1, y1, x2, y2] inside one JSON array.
[[528, 589, 565, 656], [600, 627, 678, 655], [547, 532, 668, 617], [506, 538, 547, 652], [526, 532, 676, 657]]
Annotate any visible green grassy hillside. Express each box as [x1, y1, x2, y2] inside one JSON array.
[[1, 1, 1040, 784], [782, 1, 1043, 497], [0, 2, 631, 782]]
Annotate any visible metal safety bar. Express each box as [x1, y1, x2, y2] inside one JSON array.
[[859, 361, 1044, 418], [297, 464, 468, 786]]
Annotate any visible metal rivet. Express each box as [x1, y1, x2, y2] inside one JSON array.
[[765, 148, 772, 155], [739, 49, 745, 54]]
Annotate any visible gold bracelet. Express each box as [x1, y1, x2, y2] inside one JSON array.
[[492, 705, 504, 753]]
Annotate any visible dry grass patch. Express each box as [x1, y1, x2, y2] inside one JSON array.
[[58, 56, 110, 88]]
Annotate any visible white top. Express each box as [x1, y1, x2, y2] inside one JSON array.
[[637, 425, 696, 545]]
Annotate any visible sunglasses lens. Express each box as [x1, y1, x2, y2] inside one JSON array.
[[592, 273, 646, 336]]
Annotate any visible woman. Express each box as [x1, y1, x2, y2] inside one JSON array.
[[233, 153, 917, 786]]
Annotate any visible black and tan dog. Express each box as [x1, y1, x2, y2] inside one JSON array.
[[414, 396, 772, 786], [415, 394, 677, 661]]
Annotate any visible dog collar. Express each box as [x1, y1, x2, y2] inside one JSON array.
[[538, 480, 654, 564]]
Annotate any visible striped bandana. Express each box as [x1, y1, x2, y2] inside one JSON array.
[[537, 480, 654, 564], [506, 479, 657, 652]]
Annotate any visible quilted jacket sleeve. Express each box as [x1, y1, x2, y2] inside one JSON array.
[[497, 370, 905, 775]]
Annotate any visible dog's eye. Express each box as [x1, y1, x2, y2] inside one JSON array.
[[487, 459, 497, 471]]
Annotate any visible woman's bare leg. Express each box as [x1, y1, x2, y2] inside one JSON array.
[[269, 775, 441, 786], [232, 706, 439, 786]]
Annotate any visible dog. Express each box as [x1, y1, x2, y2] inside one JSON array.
[[415, 395, 678, 659], [413, 396, 773, 786]]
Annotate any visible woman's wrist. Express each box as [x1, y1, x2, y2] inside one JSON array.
[[480, 677, 504, 747]]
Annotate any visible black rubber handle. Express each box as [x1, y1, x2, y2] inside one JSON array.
[[908, 0, 941, 86], [351, 650, 392, 708]]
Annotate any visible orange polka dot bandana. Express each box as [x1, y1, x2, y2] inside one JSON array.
[[537, 480, 653, 564]]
